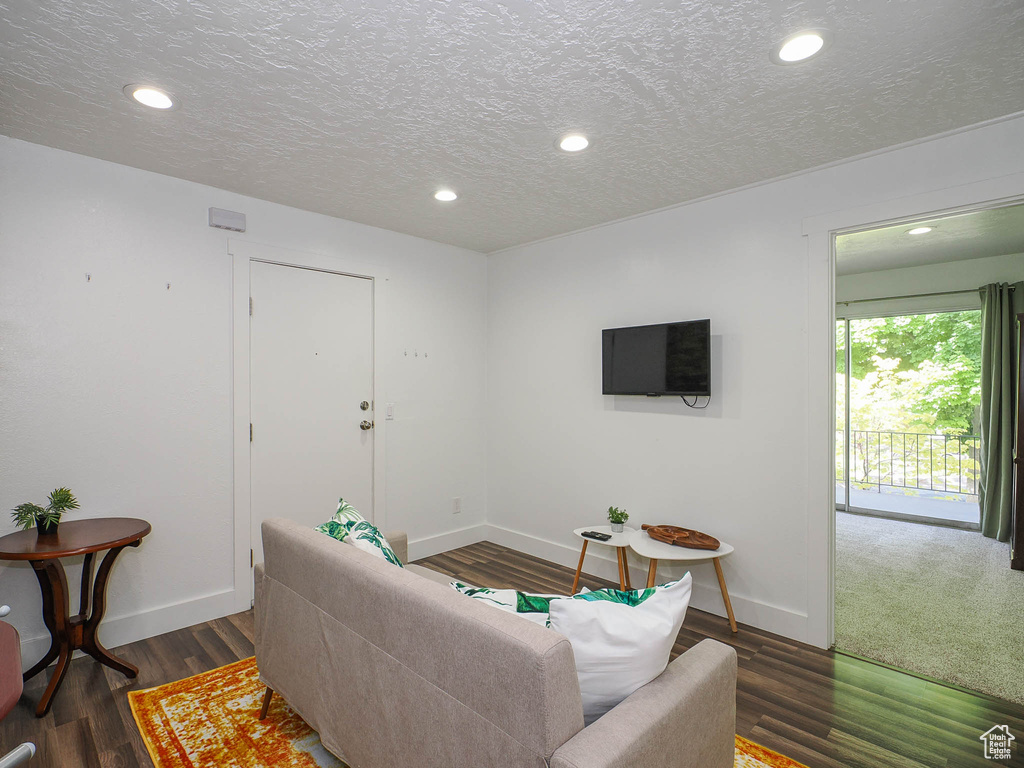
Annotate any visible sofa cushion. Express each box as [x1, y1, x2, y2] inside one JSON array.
[[548, 574, 693, 725]]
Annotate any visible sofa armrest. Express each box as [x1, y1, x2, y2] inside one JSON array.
[[384, 530, 408, 564], [549, 639, 736, 768]]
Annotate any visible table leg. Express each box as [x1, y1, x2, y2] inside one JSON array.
[[622, 550, 632, 590], [27, 560, 72, 717], [646, 559, 659, 588], [25, 563, 67, 679], [22, 563, 60, 682], [79, 551, 94, 619], [572, 540, 588, 594], [38, 648, 72, 719], [713, 557, 738, 633], [82, 544, 140, 678], [615, 549, 626, 590]]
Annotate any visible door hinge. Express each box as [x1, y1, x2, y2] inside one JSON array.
[[250, 423, 253, 442], [250, 549, 254, 567], [249, 296, 253, 316]]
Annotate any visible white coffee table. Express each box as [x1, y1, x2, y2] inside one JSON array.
[[571, 525, 637, 593], [628, 529, 738, 633]]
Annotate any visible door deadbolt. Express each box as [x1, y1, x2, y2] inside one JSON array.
[[359, 400, 370, 411], [360, 420, 374, 431]]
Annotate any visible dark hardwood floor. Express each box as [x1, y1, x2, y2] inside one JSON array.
[[2, 541, 1021, 767]]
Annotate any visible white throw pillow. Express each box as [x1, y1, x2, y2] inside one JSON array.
[[547, 574, 692, 724]]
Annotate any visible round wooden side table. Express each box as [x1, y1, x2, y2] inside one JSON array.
[[571, 525, 637, 593], [628, 529, 738, 633], [0, 517, 151, 717]]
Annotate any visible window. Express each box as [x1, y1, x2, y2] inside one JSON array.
[[835, 310, 981, 527]]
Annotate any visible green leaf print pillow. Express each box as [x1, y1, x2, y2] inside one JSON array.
[[314, 498, 404, 567], [449, 581, 560, 626]]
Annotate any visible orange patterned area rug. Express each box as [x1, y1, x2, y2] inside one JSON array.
[[129, 657, 343, 768], [736, 735, 809, 768], [130, 656, 806, 768]]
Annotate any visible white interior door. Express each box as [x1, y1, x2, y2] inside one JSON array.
[[249, 261, 374, 568]]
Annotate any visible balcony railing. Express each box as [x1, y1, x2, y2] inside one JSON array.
[[835, 430, 980, 497]]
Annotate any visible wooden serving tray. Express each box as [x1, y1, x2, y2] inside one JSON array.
[[641, 524, 721, 550]]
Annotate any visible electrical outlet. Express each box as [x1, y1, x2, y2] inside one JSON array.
[[453, 497, 462, 515]]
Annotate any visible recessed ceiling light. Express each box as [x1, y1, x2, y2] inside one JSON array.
[[123, 84, 175, 110], [558, 134, 590, 153], [771, 30, 831, 64], [434, 189, 457, 202], [907, 226, 933, 235]]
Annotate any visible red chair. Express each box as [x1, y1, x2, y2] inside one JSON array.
[[0, 606, 35, 767]]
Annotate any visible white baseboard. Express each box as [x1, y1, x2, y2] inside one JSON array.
[[19, 587, 241, 672], [484, 524, 809, 642], [409, 523, 489, 561]]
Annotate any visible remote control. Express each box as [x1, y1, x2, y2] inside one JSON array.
[[581, 531, 612, 541]]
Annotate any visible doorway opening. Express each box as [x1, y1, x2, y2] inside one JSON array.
[[229, 238, 383, 616], [831, 201, 1024, 706]]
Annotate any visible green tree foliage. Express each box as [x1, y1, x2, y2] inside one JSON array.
[[837, 311, 981, 435]]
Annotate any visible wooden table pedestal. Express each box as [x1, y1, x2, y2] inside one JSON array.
[[0, 518, 151, 717]]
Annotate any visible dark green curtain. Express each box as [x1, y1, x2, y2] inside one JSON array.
[[978, 281, 1024, 541]]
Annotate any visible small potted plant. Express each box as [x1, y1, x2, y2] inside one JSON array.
[[11, 488, 80, 536], [607, 506, 629, 533]]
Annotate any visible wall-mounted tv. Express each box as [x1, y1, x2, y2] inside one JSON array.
[[602, 319, 711, 397]]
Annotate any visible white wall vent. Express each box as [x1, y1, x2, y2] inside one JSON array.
[[208, 207, 246, 232]]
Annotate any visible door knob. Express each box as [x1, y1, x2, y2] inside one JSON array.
[[360, 420, 374, 431], [359, 400, 370, 411]]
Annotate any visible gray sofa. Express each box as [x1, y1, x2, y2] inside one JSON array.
[[254, 518, 737, 768]]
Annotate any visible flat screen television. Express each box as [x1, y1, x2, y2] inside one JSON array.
[[602, 319, 711, 396]]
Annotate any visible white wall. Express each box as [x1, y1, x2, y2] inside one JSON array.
[[4, 113, 1024, 660], [486, 115, 1024, 643], [837, 252, 1024, 318], [0, 136, 488, 660]]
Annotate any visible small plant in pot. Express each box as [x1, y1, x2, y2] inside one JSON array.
[[11, 488, 80, 536], [607, 506, 629, 533]]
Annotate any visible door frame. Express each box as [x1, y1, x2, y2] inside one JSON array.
[[229, 239, 388, 610], [801, 172, 1024, 649]]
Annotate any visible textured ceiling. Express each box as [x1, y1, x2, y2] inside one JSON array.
[[2, 1, 1023, 254], [836, 203, 1024, 276]]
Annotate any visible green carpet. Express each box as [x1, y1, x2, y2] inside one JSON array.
[[835, 512, 1024, 704]]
